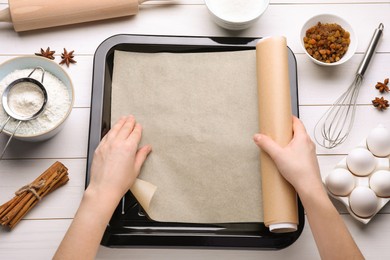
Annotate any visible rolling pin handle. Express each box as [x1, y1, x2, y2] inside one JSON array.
[[0, 8, 12, 22]]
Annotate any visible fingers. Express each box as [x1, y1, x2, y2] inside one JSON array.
[[106, 116, 127, 141], [127, 123, 143, 147], [99, 132, 108, 146], [292, 116, 307, 137], [253, 134, 282, 160], [106, 115, 138, 142], [134, 145, 152, 172], [117, 115, 136, 140], [114, 115, 145, 154]]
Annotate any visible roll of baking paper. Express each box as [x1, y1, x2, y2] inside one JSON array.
[[256, 36, 298, 233], [6, 0, 139, 32]]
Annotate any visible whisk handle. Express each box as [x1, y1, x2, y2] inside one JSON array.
[[356, 23, 384, 77]]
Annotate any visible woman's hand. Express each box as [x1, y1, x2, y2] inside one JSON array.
[[87, 115, 152, 203], [254, 116, 364, 259], [253, 116, 322, 194], [54, 115, 152, 259]]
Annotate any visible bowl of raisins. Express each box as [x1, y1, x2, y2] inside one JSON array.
[[300, 14, 357, 66]]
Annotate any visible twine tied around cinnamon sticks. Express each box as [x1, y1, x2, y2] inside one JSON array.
[[15, 179, 46, 200], [0, 161, 69, 229]]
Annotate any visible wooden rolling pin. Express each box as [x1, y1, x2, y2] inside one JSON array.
[[0, 0, 157, 32]]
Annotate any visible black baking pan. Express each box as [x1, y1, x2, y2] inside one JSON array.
[[87, 35, 304, 249]]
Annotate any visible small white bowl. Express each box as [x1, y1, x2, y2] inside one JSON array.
[[205, 0, 269, 30], [300, 14, 357, 66], [0, 56, 74, 142]]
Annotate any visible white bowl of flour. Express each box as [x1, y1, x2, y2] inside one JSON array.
[[205, 0, 269, 30], [0, 56, 74, 142]]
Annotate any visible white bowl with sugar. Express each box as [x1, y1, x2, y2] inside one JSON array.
[[0, 56, 74, 142], [205, 0, 269, 30]]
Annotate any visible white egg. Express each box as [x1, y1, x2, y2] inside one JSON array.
[[325, 168, 355, 196], [346, 148, 377, 176], [349, 187, 379, 218], [370, 170, 390, 197], [366, 126, 390, 157]]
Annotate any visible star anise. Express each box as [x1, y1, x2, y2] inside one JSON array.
[[372, 97, 389, 111], [35, 47, 55, 60], [375, 78, 389, 93], [59, 48, 77, 67]]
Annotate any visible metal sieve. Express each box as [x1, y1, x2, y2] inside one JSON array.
[[0, 67, 48, 159]]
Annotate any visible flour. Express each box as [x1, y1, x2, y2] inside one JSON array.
[[0, 69, 71, 136], [207, 0, 266, 22], [8, 82, 45, 117]]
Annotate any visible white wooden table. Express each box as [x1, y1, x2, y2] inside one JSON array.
[[0, 1, 389, 259]]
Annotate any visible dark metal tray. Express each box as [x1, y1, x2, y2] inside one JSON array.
[[87, 35, 304, 249]]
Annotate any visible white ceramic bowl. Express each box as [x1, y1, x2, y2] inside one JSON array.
[[205, 0, 269, 30], [300, 14, 357, 66], [0, 56, 74, 142]]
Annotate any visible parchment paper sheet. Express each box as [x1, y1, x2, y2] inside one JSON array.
[[112, 50, 263, 223], [256, 37, 298, 232]]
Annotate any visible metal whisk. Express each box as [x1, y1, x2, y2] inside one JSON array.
[[314, 23, 384, 149]]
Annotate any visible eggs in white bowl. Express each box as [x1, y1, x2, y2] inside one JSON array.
[[346, 148, 377, 176], [323, 125, 390, 224], [325, 168, 355, 196], [366, 125, 390, 157], [370, 170, 390, 197], [349, 187, 379, 218]]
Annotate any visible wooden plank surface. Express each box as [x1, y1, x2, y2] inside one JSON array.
[[1, 0, 390, 5], [0, 4, 388, 55]]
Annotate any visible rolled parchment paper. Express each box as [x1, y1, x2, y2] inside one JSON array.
[[130, 179, 157, 212], [256, 36, 298, 233]]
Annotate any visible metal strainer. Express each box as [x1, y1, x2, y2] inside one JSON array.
[[0, 67, 48, 159]]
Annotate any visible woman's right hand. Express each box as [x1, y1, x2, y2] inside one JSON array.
[[253, 116, 323, 194]]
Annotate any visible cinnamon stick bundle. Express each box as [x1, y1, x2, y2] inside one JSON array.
[[0, 161, 69, 229]]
